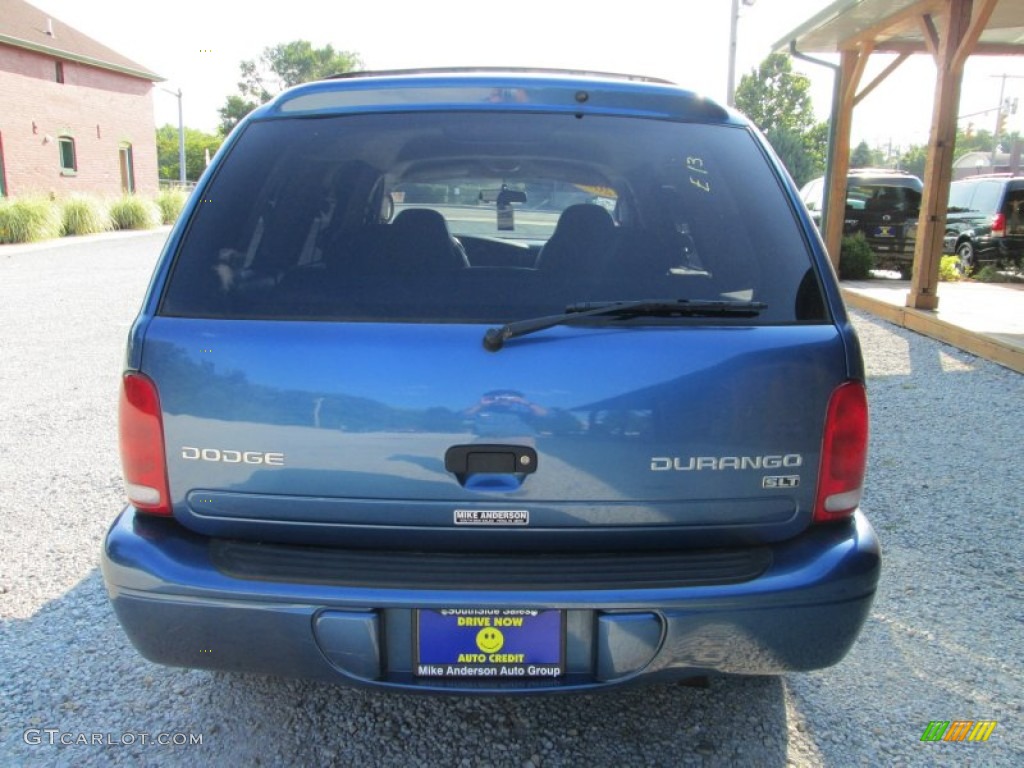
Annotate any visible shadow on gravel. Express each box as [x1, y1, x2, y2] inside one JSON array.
[[2, 570, 791, 767], [196, 670, 789, 767]]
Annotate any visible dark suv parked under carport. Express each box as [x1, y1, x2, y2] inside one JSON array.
[[944, 175, 1024, 273], [799, 169, 923, 271]]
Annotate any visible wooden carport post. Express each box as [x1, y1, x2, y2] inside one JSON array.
[[908, 0, 997, 309], [823, 48, 869, 270]]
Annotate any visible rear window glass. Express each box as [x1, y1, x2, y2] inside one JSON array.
[[948, 182, 976, 211], [969, 181, 1003, 214], [161, 112, 824, 324], [846, 183, 921, 212]]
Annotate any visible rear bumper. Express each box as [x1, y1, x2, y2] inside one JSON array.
[[101, 507, 880, 693], [868, 240, 913, 256], [943, 233, 1024, 263], [864, 232, 914, 256], [994, 237, 1024, 263], [844, 222, 915, 256]]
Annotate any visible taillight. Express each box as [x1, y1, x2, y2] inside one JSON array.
[[991, 212, 1006, 237], [813, 381, 868, 523], [119, 372, 172, 515]]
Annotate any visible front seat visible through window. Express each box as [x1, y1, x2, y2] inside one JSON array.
[[536, 204, 618, 302], [386, 208, 470, 273], [537, 204, 616, 274]]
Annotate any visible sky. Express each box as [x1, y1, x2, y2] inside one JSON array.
[[26, 0, 1024, 154]]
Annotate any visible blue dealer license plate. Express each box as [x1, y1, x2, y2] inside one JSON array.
[[416, 609, 565, 678]]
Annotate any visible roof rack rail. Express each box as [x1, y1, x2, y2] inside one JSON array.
[[956, 172, 1017, 179], [328, 66, 675, 85], [848, 167, 913, 176]]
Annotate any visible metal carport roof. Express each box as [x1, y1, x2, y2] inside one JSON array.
[[773, 0, 1024, 309], [779, 0, 1024, 55]]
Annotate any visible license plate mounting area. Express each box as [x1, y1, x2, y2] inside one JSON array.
[[415, 608, 564, 679]]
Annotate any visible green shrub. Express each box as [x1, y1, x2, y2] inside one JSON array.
[[108, 195, 158, 230], [973, 265, 1009, 283], [154, 188, 188, 225], [839, 233, 875, 280], [61, 196, 110, 236], [0, 197, 63, 244], [938, 254, 964, 282]]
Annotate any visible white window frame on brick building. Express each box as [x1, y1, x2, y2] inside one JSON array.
[[0, 131, 7, 196], [119, 141, 135, 193], [58, 135, 76, 175]]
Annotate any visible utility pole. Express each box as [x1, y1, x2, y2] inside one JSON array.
[[159, 87, 186, 185], [727, 0, 757, 107], [176, 88, 185, 185], [990, 74, 1024, 164], [992, 74, 1006, 162]]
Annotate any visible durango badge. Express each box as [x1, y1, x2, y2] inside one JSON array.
[[650, 454, 803, 471]]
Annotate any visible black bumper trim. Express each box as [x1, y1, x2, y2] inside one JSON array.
[[210, 540, 773, 590]]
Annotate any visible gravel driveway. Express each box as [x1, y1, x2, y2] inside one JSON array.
[[1, 232, 1021, 767]]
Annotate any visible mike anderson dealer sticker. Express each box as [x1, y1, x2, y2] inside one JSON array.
[[454, 509, 529, 525]]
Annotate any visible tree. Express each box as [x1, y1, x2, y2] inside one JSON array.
[[735, 53, 826, 186], [803, 121, 830, 178], [892, 125, 1023, 180], [764, 126, 819, 187], [217, 95, 260, 137], [735, 53, 816, 136], [849, 141, 875, 168], [156, 125, 224, 183], [952, 126, 1023, 159], [218, 41, 363, 135], [897, 144, 928, 178], [954, 127, 992, 159]]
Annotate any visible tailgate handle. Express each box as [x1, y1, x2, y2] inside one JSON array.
[[444, 444, 537, 479]]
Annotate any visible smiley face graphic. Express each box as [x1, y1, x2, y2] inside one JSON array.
[[476, 627, 505, 654]]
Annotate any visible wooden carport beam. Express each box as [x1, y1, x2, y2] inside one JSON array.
[[918, 14, 940, 57], [952, 0, 998, 71], [854, 52, 911, 106], [824, 42, 916, 267], [907, 0, 997, 310]]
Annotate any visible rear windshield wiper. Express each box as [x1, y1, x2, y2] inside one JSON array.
[[483, 298, 767, 351]]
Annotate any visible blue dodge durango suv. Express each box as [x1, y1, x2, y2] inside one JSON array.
[[102, 69, 880, 692]]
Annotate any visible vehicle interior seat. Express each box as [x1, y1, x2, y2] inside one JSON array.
[[384, 208, 471, 274], [535, 204, 618, 301]]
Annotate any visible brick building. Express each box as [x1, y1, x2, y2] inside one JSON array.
[[0, 0, 162, 197]]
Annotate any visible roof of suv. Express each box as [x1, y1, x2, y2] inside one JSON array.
[[952, 174, 1024, 187], [328, 66, 676, 84], [256, 68, 737, 125], [846, 168, 923, 187]]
